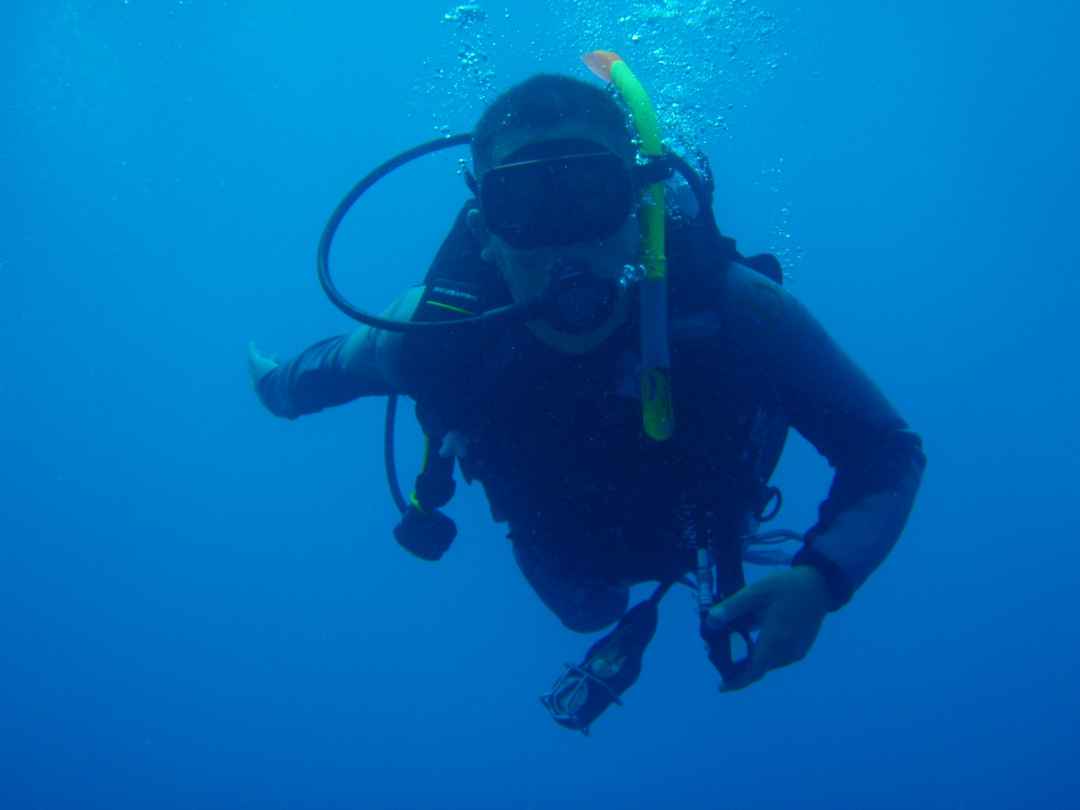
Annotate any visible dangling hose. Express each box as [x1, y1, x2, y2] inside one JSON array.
[[317, 133, 538, 332], [384, 394, 408, 514]]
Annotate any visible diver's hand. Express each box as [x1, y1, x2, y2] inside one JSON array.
[[706, 566, 830, 691], [247, 341, 279, 387]]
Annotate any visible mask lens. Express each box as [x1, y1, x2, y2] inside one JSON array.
[[480, 151, 635, 249]]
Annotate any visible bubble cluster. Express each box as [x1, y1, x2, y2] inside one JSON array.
[[442, 3, 497, 100], [418, 1, 787, 147], [414, 1, 795, 254], [551, 0, 788, 154], [413, 3, 504, 137], [546, 1, 798, 268], [758, 157, 803, 274]]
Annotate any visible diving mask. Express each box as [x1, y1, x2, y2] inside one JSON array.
[[470, 138, 672, 250]]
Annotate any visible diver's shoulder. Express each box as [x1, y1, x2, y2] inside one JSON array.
[[667, 259, 785, 343], [721, 260, 789, 312], [696, 259, 797, 347]]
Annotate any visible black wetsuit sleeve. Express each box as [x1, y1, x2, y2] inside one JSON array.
[[255, 335, 385, 419], [723, 264, 926, 609], [255, 287, 422, 420]]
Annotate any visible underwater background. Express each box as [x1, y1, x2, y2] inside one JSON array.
[[4, 1, 1078, 808]]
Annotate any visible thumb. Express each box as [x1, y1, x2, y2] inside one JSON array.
[[706, 579, 770, 629], [247, 341, 279, 385]]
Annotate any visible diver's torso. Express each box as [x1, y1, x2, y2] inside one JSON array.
[[412, 315, 783, 583]]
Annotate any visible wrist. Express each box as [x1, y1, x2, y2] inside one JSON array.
[[790, 565, 831, 612], [792, 547, 853, 612]]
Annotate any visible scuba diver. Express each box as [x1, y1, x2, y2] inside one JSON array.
[[248, 54, 925, 734]]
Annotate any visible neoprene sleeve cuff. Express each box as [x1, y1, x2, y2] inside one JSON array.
[[793, 451, 925, 611], [792, 548, 854, 611]]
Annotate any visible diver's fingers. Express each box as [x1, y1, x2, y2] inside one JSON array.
[[717, 626, 778, 692], [718, 671, 761, 692], [247, 340, 259, 369], [706, 580, 770, 629], [720, 604, 809, 693], [717, 650, 768, 692], [247, 341, 279, 385]]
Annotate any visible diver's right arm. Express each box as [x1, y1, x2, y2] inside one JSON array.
[[249, 287, 423, 419]]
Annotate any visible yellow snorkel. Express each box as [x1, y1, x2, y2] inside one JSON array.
[[584, 51, 673, 441]]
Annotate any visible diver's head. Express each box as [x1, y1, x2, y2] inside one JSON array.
[[466, 74, 643, 354]]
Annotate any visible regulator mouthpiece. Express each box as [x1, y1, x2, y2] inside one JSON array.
[[541, 259, 619, 335]]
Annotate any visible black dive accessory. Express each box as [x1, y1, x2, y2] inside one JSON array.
[[681, 501, 756, 686], [471, 138, 672, 250], [540, 582, 672, 735], [696, 544, 756, 685], [388, 428, 457, 561], [540, 506, 799, 732]]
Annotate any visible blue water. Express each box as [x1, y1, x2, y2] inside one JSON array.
[[4, 2, 1078, 808]]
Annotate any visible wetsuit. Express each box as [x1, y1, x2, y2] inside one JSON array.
[[257, 215, 925, 632]]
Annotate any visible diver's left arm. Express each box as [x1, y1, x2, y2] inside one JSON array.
[[773, 295, 925, 610], [732, 266, 926, 605], [706, 265, 926, 686]]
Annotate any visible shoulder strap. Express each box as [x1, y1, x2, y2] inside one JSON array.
[[416, 200, 512, 318]]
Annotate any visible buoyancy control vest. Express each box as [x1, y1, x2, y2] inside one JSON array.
[[391, 194, 789, 573]]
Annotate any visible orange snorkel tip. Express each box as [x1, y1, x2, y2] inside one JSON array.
[[583, 50, 623, 82]]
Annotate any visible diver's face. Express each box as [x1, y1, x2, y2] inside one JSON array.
[[471, 122, 642, 354]]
